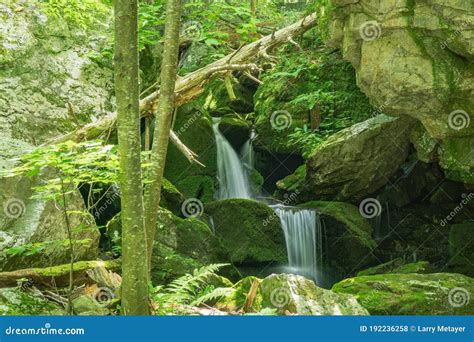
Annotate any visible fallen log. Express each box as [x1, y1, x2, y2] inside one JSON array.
[[46, 13, 317, 154], [0, 260, 120, 289]]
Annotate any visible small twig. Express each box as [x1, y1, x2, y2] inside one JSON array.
[[243, 71, 263, 85]]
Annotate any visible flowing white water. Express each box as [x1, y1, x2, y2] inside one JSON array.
[[272, 205, 324, 284], [213, 118, 252, 199], [212, 118, 326, 284]]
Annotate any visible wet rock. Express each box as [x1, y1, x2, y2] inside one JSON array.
[[332, 273, 474, 315], [260, 273, 368, 315]]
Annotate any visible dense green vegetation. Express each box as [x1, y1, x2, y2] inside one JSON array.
[[0, 0, 472, 317]]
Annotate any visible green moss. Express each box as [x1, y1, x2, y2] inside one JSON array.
[[299, 201, 374, 246], [439, 137, 474, 184], [333, 273, 474, 315], [254, 44, 376, 154], [276, 164, 306, 193], [205, 199, 286, 264], [217, 276, 263, 312], [448, 222, 474, 277], [34, 260, 120, 277], [0, 288, 65, 315], [151, 208, 228, 284], [357, 259, 432, 277]]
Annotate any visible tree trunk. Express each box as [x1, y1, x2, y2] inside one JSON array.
[[143, 0, 182, 271], [114, 0, 150, 315]]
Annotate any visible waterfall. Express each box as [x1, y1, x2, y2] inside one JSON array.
[[212, 118, 326, 285], [212, 118, 252, 200], [272, 205, 324, 284], [240, 127, 256, 172]]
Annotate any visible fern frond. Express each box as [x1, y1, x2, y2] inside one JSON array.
[[191, 287, 234, 306]]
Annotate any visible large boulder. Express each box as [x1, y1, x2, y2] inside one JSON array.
[[205, 199, 287, 275], [305, 115, 413, 201], [0, 138, 100, 271], [164, 105, 217, 203], [298, 201, 376, 281], [0, 0, 114, 144], [260, 273, 368, 315], [316, 0, 474, 183], [152, 208, 229, 284], [357, 259, 433, 277], [332, 273, 474, 315], [448, 222, 474, 277]]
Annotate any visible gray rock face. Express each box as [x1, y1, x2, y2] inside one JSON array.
[[0, 1, 114, 144], [317, 0, 474, 183], [305, 115, 413, 201], [260, 273, 368, 315], [0, 138, 99, 271]]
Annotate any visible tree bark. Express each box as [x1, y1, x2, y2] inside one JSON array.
[[114, 0, 149, 315], [143, 0, 182, 271]]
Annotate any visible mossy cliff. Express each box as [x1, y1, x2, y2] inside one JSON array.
[[316, 0, 474, 184]]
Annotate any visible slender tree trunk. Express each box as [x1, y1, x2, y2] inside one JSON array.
[[144, 0, 182, 270], [114, 0, 150, 315]]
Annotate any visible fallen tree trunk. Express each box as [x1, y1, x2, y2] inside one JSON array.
[[46, 13, 317, 157], [0, 260, 120, 289]]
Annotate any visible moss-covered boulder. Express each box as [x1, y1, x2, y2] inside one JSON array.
[[317, 0, 474, 183], [332, 273, 474, 315], [0, 288, 65, 315], [205, 199, 287, 272], [305, 115, 413, 201], [0, 0, 114, 144], [448, 222, 474, 277], [357, 259, 433, 277], [298, 201, 376, 280], [253, 46, 375, 154], [160, 178, 186, 215], [438, 137, 474, 184], [260, 274, 368, 315], [151, 208, 229, 284], [164, 105, 217, 203], [0, 139, 100, 272], [218, 116, 250, 149]]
